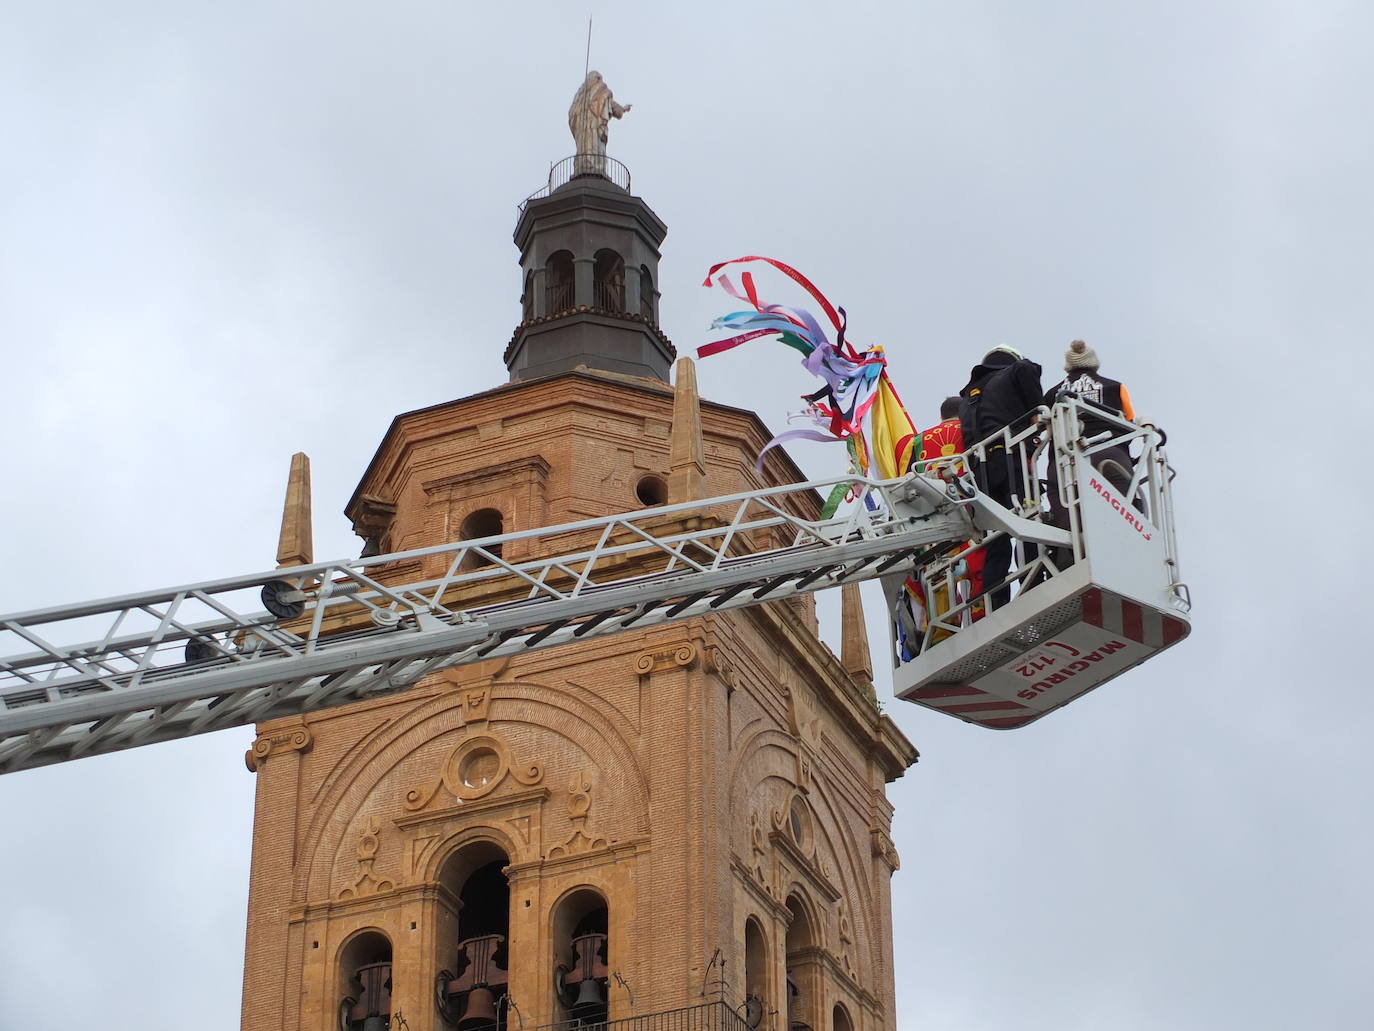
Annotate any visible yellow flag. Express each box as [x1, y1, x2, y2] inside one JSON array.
[[869, 374, 917, 479]]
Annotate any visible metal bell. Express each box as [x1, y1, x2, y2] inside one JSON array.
[[457, 985, 500, 1030], [571, 975, 606, 1016]]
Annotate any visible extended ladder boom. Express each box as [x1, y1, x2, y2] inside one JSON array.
[[1, 471, 991, 773]]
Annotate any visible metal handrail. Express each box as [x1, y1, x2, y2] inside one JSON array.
[[522, 154, 632, 210], [529, 1000, 749, 1031], [903, 396, 1183, 658]]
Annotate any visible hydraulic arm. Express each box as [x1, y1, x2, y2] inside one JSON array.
[[2, 397, 1189, 770], [0, 470, 998, 773]]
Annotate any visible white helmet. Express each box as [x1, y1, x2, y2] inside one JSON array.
[[983, 344, 1023, 363]]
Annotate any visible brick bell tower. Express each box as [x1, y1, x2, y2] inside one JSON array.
[[239, 113, 917, 1031]]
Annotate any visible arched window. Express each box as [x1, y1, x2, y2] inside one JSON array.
[[832, 1003, 855, 1031], [553, 888, 610, 1025], [744, 916, 770, 1026], [521, 270, 534, 322], [639, 265, 655, 321], [546, 250, 575, 314], [786, 894, 819, 1031], [593, 248, 625, 311], [338, 930, 393, 1031], [437, 844, 511, 1031], [459, 508, 504, 570]]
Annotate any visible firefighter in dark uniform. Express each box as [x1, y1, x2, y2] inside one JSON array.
[[958, 346, 1044, 610], [1044, 339, 1137, 497], [1041, 339, 1150, 579]]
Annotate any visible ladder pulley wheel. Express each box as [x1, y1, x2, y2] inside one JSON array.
[[261, 580, 306, 621]]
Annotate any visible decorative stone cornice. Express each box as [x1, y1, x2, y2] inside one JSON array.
[[705, 645, 738, 692], [392, 785, 551, 833], [633, 641, 698, 675], [245, 725, 312, 772], [422, 456, 551, 496], [346, 492, 396, 551], [870, 827, 901, 872], [502, 308, 676, 366]]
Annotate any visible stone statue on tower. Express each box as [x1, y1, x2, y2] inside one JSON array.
[[569, 71, 631, 176]]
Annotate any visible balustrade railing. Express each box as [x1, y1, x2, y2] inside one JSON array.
[[522, 155, 632, 210]]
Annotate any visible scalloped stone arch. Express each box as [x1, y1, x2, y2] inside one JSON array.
[[728, 724, 881, 979], [335, 926, 393, 1013], [725, 725, 799, 808], [549, 881, 613, 954], [548, 876, 615, 914], [423, 824, 520, 886], [784, 886, 822, 948], [295, 677, 651, 900], [786, 764, 881, 977], [335, 924, 392, 968], [294, 689, 493, 896], [743, 913, 771, 1004], [492, 680, 651, 842]]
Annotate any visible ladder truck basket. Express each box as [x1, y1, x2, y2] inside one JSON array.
[[889, 397, 1191, 729]]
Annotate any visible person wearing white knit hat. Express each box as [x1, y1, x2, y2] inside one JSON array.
[[1043, 339, 1135, 425], [1043, 339, 1141, 526]]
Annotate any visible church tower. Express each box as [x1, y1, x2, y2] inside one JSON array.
[[239, 80, 917, 1031]]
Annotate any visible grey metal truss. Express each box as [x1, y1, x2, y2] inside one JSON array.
[[0, 469, 997, 773]]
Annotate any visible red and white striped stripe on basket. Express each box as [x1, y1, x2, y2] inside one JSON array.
[[905, 589, 1188, 730], [1079, 588, 1188, 649]]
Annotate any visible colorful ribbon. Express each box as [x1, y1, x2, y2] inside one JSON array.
[[700, 257, 916, 480]]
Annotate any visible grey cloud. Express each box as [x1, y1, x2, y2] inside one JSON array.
[[2, 2, 1370, 1028]]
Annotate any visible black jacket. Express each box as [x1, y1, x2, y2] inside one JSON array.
[[959, 353, 1044, 447], [1043, 370, 1133, 439]]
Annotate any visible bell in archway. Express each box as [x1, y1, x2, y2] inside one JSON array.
[[457, 986, 500, 1030], [570, 975, 606, 1018]]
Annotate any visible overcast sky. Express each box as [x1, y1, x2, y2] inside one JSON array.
[[2, 1, 1372, 1028]]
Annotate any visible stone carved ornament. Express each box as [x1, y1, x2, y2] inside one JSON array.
[[870, 827, 901, 872], [771, 799, 834, 884], [404, 732, 543, 812], [706, 645, 738, 692], [837, 900, 857, 977], [338, 819, 396, 899], [745, 800, 833, 904], [749, 811, 770, 891], [780, 682, 822, 792], [547, 769, 609, 859], [244, 725, 312, 772], [633, 641, 698, 675]]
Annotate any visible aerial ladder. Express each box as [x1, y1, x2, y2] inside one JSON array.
[[0, 397, 1190, 774]]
